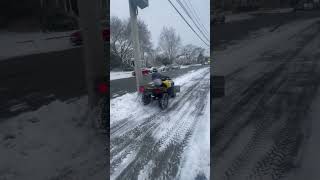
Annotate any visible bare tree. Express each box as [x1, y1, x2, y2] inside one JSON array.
[[110, 16, 133, 68], [180, 44, 205, 64], [110, 16, 152, 69], [158, 26, 181, 64]]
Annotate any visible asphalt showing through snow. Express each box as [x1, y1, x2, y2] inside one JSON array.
[[212, 17, 320, 180]]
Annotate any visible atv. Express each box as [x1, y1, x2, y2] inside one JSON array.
[[140, 77, 180, 109]]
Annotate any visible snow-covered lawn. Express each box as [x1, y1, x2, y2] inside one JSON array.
[[0, 30, 78, 60], [0, 97, 106, 180], [110, 71, 133, 80]]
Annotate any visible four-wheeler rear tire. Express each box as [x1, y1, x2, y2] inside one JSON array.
[[159, 93, 169, 109], [142, 94, 151, 105]]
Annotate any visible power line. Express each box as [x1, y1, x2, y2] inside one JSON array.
[[184, 0, 210, 36], [175, 0, 209, 42], [182, 0, 209, 37], [168, 0, 210, 47], [175, 0, 210, 43]]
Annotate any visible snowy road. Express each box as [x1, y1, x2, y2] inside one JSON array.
[[110, 67, 210, 180], [213, 17, 320, 180]]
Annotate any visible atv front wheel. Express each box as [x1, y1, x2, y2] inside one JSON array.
[[159, 93, 169, 109]]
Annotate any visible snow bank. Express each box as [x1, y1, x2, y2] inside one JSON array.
[[180, 64, 203, 69], [226, 13, 254, 23], [177, 92, 210, 180], [225, 8, 293, 23], [110, 71, 133, 80], [0, 31, 77, 60], [110, 92, 158, 126], [0, 96, 106, 180], [249, 8, 294, 14], [213, 17, 320, 75]]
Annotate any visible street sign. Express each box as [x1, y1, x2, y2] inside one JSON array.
[[135, 0, 148, 9]]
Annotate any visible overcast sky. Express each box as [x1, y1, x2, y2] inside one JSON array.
[[110, 0, 210, 55]]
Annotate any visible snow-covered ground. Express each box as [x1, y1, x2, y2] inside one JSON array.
[[249, 7, 294, 14], [110, 67, 210, 179], [224, 8, 293, 23], [110, 71, 133, 80], [212, 15, 320, 180], [180, 64, 202, 69], [0, 31, 77, 60], [226, 13, 254, 23], [0, 97, 106, 180], [285, 88, 320, 180], [213, 17, 320, 75]]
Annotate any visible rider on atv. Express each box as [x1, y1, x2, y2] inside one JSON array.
[[151, 68, 168, 86], [151, 68, 175, 97]]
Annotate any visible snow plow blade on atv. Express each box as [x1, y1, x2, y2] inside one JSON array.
[[140, 77, 179, 109], [174, 85, 180, 93]]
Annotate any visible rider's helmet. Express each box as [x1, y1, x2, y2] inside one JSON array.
[[152, 68, 158, 73]]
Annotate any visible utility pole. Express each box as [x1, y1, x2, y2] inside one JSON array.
[[128, 0, 148, 92], [77, 0, 107, 111]]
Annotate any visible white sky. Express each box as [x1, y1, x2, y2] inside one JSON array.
[[110, 0, 210, 55]]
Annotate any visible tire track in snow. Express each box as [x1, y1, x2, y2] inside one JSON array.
[[110, 68, 210, 180], [213, 21, 320, 180]]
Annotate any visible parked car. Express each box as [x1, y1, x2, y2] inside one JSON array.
[[132, 68, 150, 76], [149, 67, 158, 73], [70, 28, 110, 46], [212, 10, 225, 24]]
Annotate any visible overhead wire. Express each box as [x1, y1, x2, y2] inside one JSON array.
[[175, 0, 210, 43], [167, 0, 210, 47], [184, 0, 210, 36]]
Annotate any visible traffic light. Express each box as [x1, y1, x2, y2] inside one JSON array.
[[134, 0, 148, 9]]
